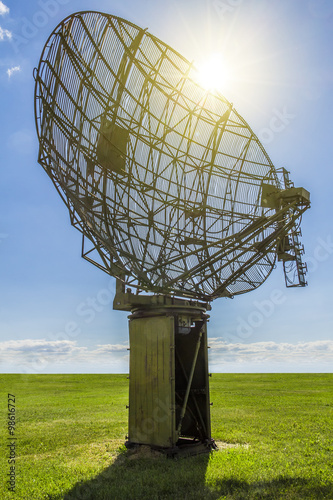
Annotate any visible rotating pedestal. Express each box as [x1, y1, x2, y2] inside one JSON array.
[[124, 301, 215, 456]]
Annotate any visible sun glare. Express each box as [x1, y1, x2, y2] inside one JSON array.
[[195, 53, 230, 92]]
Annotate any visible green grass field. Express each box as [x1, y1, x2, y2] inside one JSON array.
[[0, 373, 332, 499]]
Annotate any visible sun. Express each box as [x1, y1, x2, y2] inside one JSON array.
[[195, 53, 231, 92]]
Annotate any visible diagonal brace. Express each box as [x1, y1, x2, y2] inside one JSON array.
[[175, 348, 207, 438], [176, 330, 203, 437]]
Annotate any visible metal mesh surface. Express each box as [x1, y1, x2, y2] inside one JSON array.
[[35, 11, 283, 300]]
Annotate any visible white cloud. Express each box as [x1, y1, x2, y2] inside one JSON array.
[[0, 339, 129, 370], [208, 339, 333, 365], [6, 65, 21, 78], [0, 339, 81, 356], [95, 344, 130, 353], [0, 26, 11, 41], [1, 338, 331, 374], [0, 2, 9, 16]]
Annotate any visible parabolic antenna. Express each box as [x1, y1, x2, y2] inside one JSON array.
[[34, 11, 310, 455]]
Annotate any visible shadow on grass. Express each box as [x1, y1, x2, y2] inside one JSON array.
[[61, 446, 211, 500], [56, 447, 333, 500]]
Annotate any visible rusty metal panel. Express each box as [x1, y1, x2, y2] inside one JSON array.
[[128, 315, 175, 447]]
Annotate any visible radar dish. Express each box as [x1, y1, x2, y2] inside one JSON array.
[[34, 11, 310, 301]]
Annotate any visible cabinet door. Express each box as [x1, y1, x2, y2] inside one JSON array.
[[128, 315, 175, 447]]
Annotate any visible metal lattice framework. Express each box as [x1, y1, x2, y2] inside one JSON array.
[[34, 11, 309, 301]]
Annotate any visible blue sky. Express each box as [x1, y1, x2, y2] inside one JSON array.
[[0, 0, 332, 374]]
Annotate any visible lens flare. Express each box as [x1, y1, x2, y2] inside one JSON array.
[[195, 53, 230, 91]]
